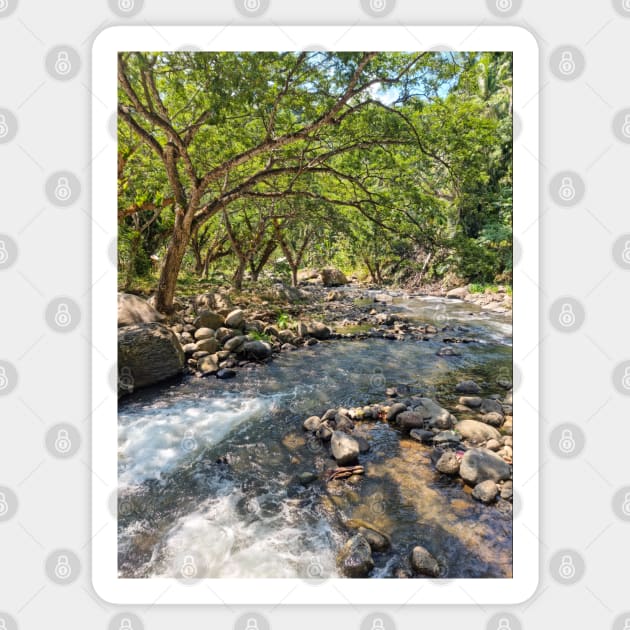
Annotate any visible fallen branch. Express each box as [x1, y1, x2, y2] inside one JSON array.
[[326, 465, 365, 482]]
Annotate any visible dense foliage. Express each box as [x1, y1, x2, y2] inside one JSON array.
[[118, 51, 512, 309]]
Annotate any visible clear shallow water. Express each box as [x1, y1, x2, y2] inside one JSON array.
[[118, 297, 513, 579]]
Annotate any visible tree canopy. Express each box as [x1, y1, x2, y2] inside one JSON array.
[[117, 50, 513, 310]]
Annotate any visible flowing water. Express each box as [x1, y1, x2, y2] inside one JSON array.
[[118, 296, 512, 579]]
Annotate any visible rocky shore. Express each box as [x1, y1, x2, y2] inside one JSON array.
[[297, 378, 513, 578], [117, 275, 509, 395]]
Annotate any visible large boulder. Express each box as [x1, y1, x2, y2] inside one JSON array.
[[454, 419, 501, 444], [331, 431, 360, 465], [117, 293, 165, 327], [118, 323, 184, 394], [320, 268, 348, 287], [459, 448, 511, 485], [337, 535, 374, 577]]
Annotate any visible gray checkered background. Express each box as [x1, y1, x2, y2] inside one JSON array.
[[1, 0, 629, 628]]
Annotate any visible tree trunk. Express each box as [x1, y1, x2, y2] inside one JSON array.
[[232, 258, 247, 291], [155, 210, 192, 313]]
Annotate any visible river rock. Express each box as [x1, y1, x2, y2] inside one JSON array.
[[481, 412, 504, 428], [397, 411, 427, 431], [459, 396, 482, 408], [355, 436, 371, 453], [303, 416, 322, 432], [241, 340, 272, 359], [447, 286, 468, 300], [224, 335, 248, 353], [432, 431, 462, 448], [216, 327, 236, 343], [409, 429, 434, 444], [455, 380, 481, 394], [331, 431, 360, 465], [198, 353, 220, 375], [436, 346, 460, 357], [117, 293, 165, 327], [472, 480, 499, 504], [316, 425, 333, 441], [225, 309, 245, 329], [386, 403, 407, 421], [194, 327, 215, 341], [195, 292, 233, 312], [454, 419, 501, 444], [182, 342, 198, 355], [413, 398, 456, 430], [320, 268, 348, 287], [485, 438, 501, 451], [117, 323, 184, 393], [500, 480, 513, 500], [337, 535, 374, 577], [410, 545, 440, 577], [193, 310, 224, 330], [497, 378, 512, 390], [480, 399, 503, 415], [307, 322, 332, 340], [326, 290, 342, 301], [298, 471, 318, 486], [357, 526, 390, 552], [459, 448, 511, 485], [216, 368, 236, 379], [196, 338, 220, 354], [436, 451, 460, 475]]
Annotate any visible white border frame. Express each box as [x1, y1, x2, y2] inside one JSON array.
[[92, 25, 539, 605]]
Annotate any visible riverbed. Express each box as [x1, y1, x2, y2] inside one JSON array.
[[118, 295, 513, 579]]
